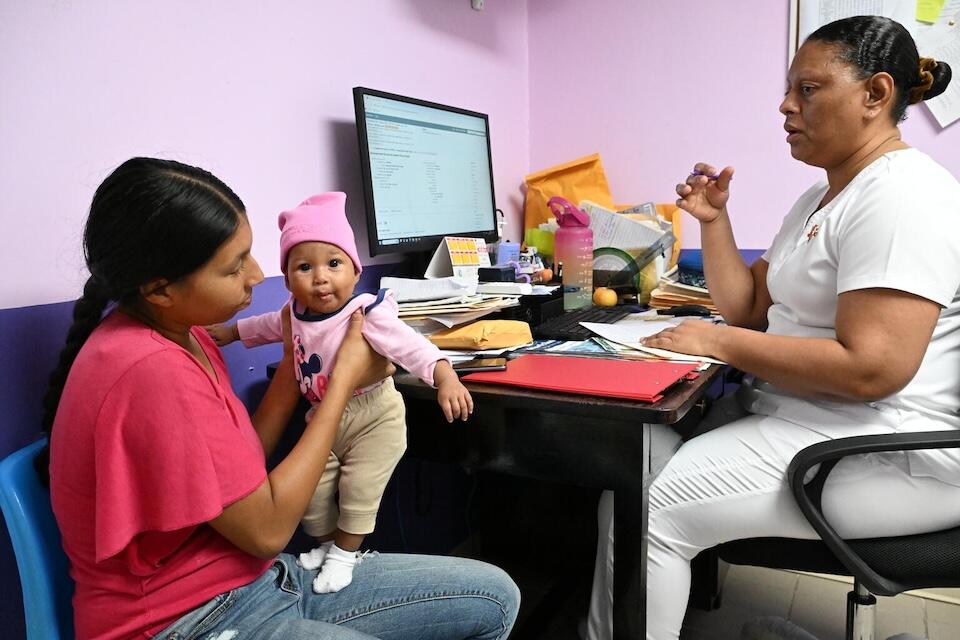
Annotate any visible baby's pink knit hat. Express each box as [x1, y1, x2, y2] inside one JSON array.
[[278, 192, 362, 274]]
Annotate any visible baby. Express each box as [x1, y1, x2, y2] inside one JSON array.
[[208, 192, 473, 593]]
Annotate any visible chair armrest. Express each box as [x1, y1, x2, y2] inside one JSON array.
[[787, 430, 960, 595]]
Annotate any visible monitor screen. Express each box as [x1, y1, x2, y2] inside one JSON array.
[[353, 87, 498, 257]]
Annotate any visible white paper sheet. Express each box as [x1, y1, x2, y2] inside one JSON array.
[[381, 276, 476, 302], [580, 201, 667, 252], [579, 318, 727, 365]]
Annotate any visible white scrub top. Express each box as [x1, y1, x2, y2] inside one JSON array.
[[756, 148, 960, 485]]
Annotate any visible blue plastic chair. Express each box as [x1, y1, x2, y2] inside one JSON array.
[[0, 438, 74, 640]]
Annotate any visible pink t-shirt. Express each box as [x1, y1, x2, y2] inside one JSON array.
[[50, 312, 272, 639]]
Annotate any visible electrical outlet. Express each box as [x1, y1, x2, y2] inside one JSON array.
[[471, 0, 484, 10]]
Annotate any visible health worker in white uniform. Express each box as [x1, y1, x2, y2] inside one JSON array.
[[587, 15, 960, 640]]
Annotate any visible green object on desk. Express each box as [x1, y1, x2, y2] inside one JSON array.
[[524, 227, 554, 257]]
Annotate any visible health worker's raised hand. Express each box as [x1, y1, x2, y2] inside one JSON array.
[[676, 163, 735, 223]]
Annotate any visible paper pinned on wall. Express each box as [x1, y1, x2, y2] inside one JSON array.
[[792, 0, 960, 126], [795, 0, 915, 53], [920, 16, 960, 127]]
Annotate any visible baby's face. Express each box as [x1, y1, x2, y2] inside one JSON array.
[[285, 241, 359, 314]]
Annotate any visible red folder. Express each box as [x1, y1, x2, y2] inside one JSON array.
[[462, 354, 699, 402]]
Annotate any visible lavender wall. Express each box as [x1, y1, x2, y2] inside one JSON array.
[[5, 0, 960, 633], [0, 2, 530, 634], [527, 0, 960, 249], [0, 0, 530, 311]]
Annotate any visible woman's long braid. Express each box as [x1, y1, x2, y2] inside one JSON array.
[[36, 276, 112, 485], [40, 277, 112, 436]]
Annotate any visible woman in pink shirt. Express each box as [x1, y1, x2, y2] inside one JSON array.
[[41, 157, 519, 640]]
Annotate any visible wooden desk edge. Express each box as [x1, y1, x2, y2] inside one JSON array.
[[394, 364, 723, 425]]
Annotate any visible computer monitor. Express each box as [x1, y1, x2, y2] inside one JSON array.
[[353, 87, 498, 258]]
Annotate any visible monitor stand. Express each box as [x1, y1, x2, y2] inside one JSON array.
[[401, 249, 436, 279]]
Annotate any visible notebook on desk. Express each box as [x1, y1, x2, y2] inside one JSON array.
[[462, 354, 699, 402]]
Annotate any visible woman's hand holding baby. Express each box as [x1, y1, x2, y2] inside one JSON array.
[[333, 311, 395, 389]]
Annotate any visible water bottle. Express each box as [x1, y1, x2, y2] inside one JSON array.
[[549, 196, 593, 310]]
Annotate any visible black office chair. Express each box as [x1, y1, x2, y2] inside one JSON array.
[[714, 430, 960, 640]]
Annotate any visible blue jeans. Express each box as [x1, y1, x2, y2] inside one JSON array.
[[157, 553, 520, 640]]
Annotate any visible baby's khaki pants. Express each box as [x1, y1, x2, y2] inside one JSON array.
[[301, 377, 407, 536]]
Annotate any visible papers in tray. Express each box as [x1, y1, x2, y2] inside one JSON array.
[[580, 200, 670, 256], [396, 295, 513, 317], [380, 276, 475, 303], [379, 275, 519, 334], [396, 294, 519, 334], [648, 266, 719, 315]]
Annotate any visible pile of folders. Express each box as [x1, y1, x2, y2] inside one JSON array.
[[648, 252, 718, 315]]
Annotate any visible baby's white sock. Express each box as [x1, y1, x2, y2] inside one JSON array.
[[312, 544, 358, 593], [297, 540, 334, 570]]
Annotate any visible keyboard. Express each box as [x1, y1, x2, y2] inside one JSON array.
[[532, 305, 635, 341]]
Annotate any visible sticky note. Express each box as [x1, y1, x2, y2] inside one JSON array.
[[917, 0, 945, 23]]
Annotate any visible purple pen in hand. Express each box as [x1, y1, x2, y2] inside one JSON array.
[[690, 168, 721, 180]]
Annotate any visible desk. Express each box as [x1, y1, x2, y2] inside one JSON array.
[[394, 363, 722, 640]]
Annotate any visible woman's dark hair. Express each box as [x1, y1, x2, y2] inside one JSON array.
[[807, 15, 952, 122], [38, 158, 245, 481]]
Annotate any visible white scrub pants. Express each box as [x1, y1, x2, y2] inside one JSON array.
[[586, 383, 960, 640]]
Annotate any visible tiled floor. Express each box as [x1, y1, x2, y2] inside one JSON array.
[[681, 565, 960, 640]]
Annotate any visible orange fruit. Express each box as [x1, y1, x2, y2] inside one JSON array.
[[592, 287, 618, 307]]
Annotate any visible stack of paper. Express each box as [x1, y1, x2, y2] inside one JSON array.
[[380, 276, 519, 334], [648, 267, 718, 315], [380, 276, 475, 303], [396, 294, 513, 318], [581, 200, 668, 254]]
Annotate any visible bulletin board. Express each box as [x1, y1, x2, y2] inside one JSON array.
[[788, 0, 960, 127]]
